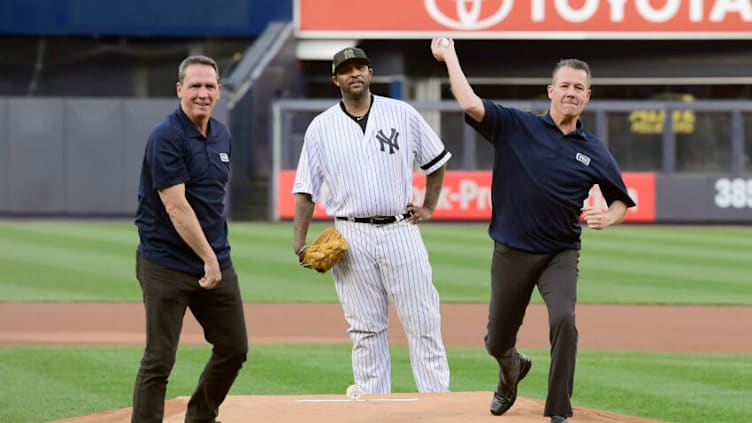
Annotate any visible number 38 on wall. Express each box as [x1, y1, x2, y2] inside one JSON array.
[[714, 178, 752, 209]]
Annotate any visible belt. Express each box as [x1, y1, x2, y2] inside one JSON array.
[[336, 212, 412, 224]]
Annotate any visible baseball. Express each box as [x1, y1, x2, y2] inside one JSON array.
[[438, 37, 450, 47], [346, 384, 364, 400]]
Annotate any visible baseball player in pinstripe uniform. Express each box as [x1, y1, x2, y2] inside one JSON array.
[[292, 47, 452, 394]]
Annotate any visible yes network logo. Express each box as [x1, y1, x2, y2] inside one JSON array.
[[424, 0, 514, 30]]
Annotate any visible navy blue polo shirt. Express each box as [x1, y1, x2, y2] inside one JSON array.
[[135, 106, 232, 276], [467, 99, 635, 253]]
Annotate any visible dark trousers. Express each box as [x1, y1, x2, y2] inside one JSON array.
[[132, 253, 248, 423], [485, 242, 579, 418]]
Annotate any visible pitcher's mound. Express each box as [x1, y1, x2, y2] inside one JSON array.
[[51, 392, 664, 423]]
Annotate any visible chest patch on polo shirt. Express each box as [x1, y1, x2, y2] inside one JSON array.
[[219, 152, 230, 162], [576, 152, 591, 166]]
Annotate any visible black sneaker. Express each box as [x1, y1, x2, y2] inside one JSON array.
[[489, 352, 532, 416]]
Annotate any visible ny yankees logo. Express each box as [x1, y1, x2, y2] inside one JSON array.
[[376, 128, 400, 154]]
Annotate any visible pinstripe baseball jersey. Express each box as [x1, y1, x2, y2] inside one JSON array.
[[293, 95, 451, 216]]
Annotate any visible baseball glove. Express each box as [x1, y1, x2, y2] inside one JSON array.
[[300, 226, 348, 273]]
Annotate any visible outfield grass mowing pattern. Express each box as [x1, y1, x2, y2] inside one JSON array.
[[2, 221, 750, 304], [578, 226, 752, 305]]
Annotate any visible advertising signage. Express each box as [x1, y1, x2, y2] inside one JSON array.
[[296, 0, 752, 39], [276, 170, 656, 222], [277, 170, 752, 223]]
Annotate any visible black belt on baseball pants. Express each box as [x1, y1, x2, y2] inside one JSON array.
[[336, 212, 412, 224]]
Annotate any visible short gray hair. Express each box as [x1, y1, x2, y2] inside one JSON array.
[[178, 55, 219, 83], [552, 58, 591, 86]]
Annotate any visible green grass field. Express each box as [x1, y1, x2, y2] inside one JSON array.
[[1, 222, 750, 304], [1, 221, 751, 422]]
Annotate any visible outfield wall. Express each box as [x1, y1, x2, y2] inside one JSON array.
[[271, 99, 752, 224], [0, 97, 227, 217], [275, 170, 752, 223], [656, 174, 752, 222], [1, 97, 750, 223]]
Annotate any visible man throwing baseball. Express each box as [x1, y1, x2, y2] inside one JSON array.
[[431, 38, 635, 423], [292, 47, 452, 394]]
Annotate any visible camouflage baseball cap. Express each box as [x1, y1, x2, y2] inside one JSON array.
[[331, 47, 370, 74]]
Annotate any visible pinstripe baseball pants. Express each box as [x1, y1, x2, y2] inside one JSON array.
[[332, 220, 450, 394]]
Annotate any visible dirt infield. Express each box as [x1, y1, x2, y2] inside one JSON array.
[[1, 303, 750, 353], [2, 302, 750, 422]]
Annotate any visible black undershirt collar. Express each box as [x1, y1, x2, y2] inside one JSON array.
[[340, 95, 374, 133]]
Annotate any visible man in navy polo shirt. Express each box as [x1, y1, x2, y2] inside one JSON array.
[[431, 39, 635, 423], [133, 55, 247, 423]]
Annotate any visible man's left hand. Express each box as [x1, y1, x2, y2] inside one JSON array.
[[199, 261, 222, 289], [406, 203, 434, 224], [581, 206, 612, 230]]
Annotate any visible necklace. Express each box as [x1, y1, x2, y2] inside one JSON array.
[[339, 97, 372, 122]]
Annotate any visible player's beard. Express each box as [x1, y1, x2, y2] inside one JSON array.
[[342, 80, 370, 101]]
